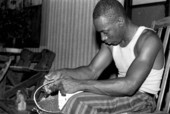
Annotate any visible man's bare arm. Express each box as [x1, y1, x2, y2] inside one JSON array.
[[58, 44, 113, 80]]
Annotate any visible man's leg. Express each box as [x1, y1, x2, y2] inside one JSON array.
[[62, 92, 156, 114]]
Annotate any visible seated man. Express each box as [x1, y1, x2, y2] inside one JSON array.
[[44, 0, 164, 113]]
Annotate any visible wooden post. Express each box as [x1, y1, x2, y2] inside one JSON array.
[[124, 0, 133, 19]]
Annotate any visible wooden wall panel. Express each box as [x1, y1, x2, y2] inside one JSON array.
[[31, 0, 99, 70]]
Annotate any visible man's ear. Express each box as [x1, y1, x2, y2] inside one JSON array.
[[117, 17, 124, 27]]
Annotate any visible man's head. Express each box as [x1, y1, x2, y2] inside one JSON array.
[[93, 0, 128, 45]]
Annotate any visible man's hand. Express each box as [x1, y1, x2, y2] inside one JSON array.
[[43, 70, 63, 93], [44, 76, 82, 95], [59, 78, 82, 94], [45, 70, 62, 81]]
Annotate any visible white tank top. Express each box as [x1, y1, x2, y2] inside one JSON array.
[[112, 26, 164, 97]]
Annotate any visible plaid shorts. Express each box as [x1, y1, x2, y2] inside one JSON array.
[[62, 92, 156, 114]]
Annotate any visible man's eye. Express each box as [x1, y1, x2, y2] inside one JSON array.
[[103, 32, 108, 35]]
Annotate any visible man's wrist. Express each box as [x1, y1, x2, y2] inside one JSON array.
[[78, 80, 90, 92], [57, 69, 66, 79]]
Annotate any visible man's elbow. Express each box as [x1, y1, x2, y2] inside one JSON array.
[[87, 65, 101, 80], [122, 82, 138, 96], [125, 89, 136, 96]]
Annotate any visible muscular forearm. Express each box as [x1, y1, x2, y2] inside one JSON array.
[[79, 78, 133, 97], [60, 66, 99, 80]]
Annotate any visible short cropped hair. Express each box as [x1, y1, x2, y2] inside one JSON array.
[[93, 0, 127, 22]]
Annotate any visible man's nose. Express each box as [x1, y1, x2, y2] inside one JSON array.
[[101, 33, 108, 41]]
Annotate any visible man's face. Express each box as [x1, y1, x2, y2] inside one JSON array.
[[94, 16, 123, 45]]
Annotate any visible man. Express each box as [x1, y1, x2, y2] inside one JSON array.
[[44, 0, 164, 113]]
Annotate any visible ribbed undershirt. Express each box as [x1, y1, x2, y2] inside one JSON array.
[[112, 26, 164, 97]]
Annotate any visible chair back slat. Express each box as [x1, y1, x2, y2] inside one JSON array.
[[158, 28, 163, 38], [163, 27, 170, 53], [156, 49, 170, 112], [163, 49, 170, 112]]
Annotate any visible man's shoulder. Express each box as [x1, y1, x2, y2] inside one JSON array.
[[140, 28, 159, 42], [141, 28, 158, 38], [135, 29, 162, 52]]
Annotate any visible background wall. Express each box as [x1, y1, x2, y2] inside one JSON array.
[[132, 4, 165, 27], [133, 0, 166, 5], [32, 0, 99, 70], [32, 0, 168, 70], [131, 0, 168, 27]]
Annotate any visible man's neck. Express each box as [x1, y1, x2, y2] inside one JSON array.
[[120, 22, 139, 47]]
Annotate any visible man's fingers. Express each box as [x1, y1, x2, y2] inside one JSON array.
[[43, 79, 55, 93], [47, 80, 60, 93], [45, 72, 54, 80], [43, 71, 63, 94], [44, 82, 53, 93], [45, 72, 62, 81], [58, 82, 66, 96]]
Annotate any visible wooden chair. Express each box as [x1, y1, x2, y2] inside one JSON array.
[[1, 49, 56, 100], [0, 49, 56, 114], [0, 49, 55, 101]]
